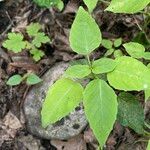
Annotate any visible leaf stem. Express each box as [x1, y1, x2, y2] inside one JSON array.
[[86, 55, 93, 70], [86, 55, 99, 79], [22, 71, 33, 81]]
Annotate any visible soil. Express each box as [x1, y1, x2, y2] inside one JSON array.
[[0, 0, 149, 150]]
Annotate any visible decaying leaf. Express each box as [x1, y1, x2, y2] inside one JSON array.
[[51, 135, 87, 150]]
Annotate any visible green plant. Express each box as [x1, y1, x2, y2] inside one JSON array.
[[40, 1, 150, 149], [147, 140, 150, 150], [102, 38, 123, 57], [3, 23, 50, 61], [7, 72, 42, 86], [106, 0, 150, 14], [33, 0, 64, 10], [106, 0, 150, 47]]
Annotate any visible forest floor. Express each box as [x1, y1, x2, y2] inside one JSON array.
[[0, 0, 149, 149]]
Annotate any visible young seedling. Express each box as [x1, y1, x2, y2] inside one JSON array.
[[33, 0, 64, 10], [41, 2, 150, 149], [3, 23, 50, 61], [102, 38, 123, 58], [7, 72, 42, 86]]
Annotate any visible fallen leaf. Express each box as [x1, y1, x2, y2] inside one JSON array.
[[3, 111, 22, 130], [17, 135, 43, 150], [51, 134, 87, 150], [84, 128, 99, 149], [84, 128, 96, 143], [0, 120, 11, 146], [63, 0, 79, 14]]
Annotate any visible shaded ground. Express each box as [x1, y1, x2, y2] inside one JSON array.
[[0, 0, 149, 149]]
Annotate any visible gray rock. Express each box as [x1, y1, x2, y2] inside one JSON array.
[[23, 63, 87, 140]]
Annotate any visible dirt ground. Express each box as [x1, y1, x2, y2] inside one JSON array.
[[0, 0, 149, 149]]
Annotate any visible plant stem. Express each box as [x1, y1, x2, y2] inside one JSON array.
[[86, 55, 99, 79], [86, 55, 92, 67], [22, 72, 32, 81], [97, 146, 102, 150]]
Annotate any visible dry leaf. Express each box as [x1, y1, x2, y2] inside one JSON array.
[[84, 128, 98, 149], [84, 128, 96, 143], [51, 134, 87, 150], [3, 111, 22, 130], [0, 120, 11, 146], [63, 0, 79, 14]]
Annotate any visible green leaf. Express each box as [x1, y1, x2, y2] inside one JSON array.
[[26, 23, 41, 36], [26, 73, 42, 85], [133, 32, 150, 48], [69, 6, 101, 55], [83, 0, 98, 13], [117, 92, 145, 134], [101, 39, 113, 49], [41, 78, 83, 128], [65, 65, 91, 79], [92, 58, 116, 74], [147, 140, 150, 150], [25, 41, 32, 49], [32, 33, 50, 48], [2, 33, 26, 53], [33, 0, 62, 8], [145, 89, 150, 101], [145, 63, 150, 101], [114, 38, 122, 48], [114, 50, 123, 58], [147, 63, 150, 69], [7, 74, 22, 86], [104, 48, 115, 56], [56, 0, 64, 11], [107, 56, 150, 91], [83, 79, 118, 148], [70, 59, 88, 66], [106, 0, 150, 14], [123, 42, 145, 59], [30, 49, 45, 61], [143, 52, 150, 60]]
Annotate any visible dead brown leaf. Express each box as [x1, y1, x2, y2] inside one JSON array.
[[17, 135, 43, 150], [84, 128, 96, 143], [63, 0, 79, 14], [3, 111, 22, 130], [0, 120, 11, 146], [51, 134, 87, 150], [0, 111, 22, 146], [84, 128, 98, 149]]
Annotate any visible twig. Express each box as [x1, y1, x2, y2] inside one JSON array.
[[5, 11, 15, 26], [133, 16, 143, 31], [1, 23, 13, 37]]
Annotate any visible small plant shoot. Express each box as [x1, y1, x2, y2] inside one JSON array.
[[7, 73, 42, 86], [3, 23, 50, 62], [102, 38, 123, 57], [33, 0, 64, 10]]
